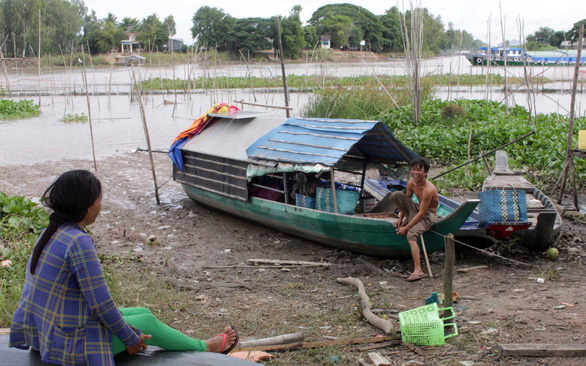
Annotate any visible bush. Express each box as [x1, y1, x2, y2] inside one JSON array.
[[0, 193, 48, 326], [381, 99, 586, 191]]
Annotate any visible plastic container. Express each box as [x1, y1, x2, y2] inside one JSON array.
[[398, 303, 458, 346], [579, 130, 586, 150], [296, 194, 316, 209], [359, 197, 377, 213]]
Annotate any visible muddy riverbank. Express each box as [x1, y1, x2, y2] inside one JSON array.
[[1, 153, 585, 365]]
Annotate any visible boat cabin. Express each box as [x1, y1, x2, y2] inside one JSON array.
[[172, 112, 418, 217]]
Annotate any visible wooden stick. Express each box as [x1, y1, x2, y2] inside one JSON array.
[[247, 259, 332, 267], [457, 265, 487, 273], [330, 167, 338, 213], [443, 234, 455, 319], [81, 45, 97, 172], [275, 17, 290, 118], [557, 24, 583, 206], [239, 333, 303, 348], [431, 131, 535, 180], [37, 8, 41, 108], [420, 236, 436, 290], [500, 343, 586, 357], [337, 277, 395, 334], [232, 99, 293, 111], [131, 67, 160, 205], [355, 341, 400, 352], [233, 335, 399, 352]]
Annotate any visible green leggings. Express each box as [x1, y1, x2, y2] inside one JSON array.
[[112, 307, 207, 355]]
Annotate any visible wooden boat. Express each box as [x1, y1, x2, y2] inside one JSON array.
[[466, 47, 586, 67], [481, 151, 562, 250], [172, 111, 479, 257]]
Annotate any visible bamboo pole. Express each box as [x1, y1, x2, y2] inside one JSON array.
[[420, 236, 435, 290], [131, 67, 160, 205], [81, 45, 98, 172], [275, 17, 290, 118], [37, 9, 41, 108], [557, 24, 583, 208], [432, 131, 535, 179], [499, 2, 508, 118]]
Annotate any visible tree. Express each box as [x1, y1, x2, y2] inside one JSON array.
[[137, 13, 169, 49], [119, 17, 140, 33], [380, 6, 402, 52], [316, 14, 353, 49], [104, 12, 117, 25], [566, 19, 586, 44], [163, 15, 176, 37], [279, 12, 305, 58], [86, 20, 125, 54], [1, 0, 84, 57], [225, 17, 273, 53], [191, 6, 234, 49], [303, 25, 319, 49], [309, 4, 384, 51]]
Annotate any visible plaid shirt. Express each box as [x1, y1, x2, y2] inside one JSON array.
[[9, 223, 140, 365]]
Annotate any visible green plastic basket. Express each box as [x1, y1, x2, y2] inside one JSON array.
[[398, 303, 458, 346]]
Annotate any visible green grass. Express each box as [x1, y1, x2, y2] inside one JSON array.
[[141, 73, 521, 91], [0, 99, 41, 119]]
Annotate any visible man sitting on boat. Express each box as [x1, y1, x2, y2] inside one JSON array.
[[391, 157, 439, 282]]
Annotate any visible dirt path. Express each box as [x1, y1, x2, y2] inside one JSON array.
[[1, 154, 585, 365]]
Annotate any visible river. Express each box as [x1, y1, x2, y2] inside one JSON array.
[[0, 55, 584, 166]]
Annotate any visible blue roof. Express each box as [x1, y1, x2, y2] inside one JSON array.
[[246, 117, 419, 166]]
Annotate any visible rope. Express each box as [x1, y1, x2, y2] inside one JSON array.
[[429, 230, 533, 267]]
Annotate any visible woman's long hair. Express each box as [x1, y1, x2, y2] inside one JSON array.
[[30, 170, 102, 274]]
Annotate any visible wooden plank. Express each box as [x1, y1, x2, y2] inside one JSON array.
[[457, 265, 488, 273], [0, 328, 9, 335], [500, 343, 586, 357], [247, 259, 332, 267], [234, 336, 399, 352], [368, 352, 392, 365]]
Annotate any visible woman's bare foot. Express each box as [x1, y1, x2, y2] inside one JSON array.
[[206, 326, 237, 353]]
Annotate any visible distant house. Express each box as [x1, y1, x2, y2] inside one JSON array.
[[320, 35, 331, 49], [121, 32, 140, 53], [164, 38, 184, 52], [560, 39, 586, 49]]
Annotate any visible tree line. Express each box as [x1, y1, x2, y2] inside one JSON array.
[[0, 0, 175, 57], [525, 19, 586, 50], [192, 4, 484, 58], [2, 1, 583, 60]]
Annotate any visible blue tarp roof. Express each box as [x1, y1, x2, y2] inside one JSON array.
[[246, 117, 419, 166]]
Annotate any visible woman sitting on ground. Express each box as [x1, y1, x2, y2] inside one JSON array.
[[9, 170, 238, 365]]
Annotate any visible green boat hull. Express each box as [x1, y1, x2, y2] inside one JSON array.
[[181, 184, 479, 258]]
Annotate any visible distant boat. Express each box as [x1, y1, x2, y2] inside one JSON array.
[[172, 111, 479, 257], [466, 47, 586, 66]]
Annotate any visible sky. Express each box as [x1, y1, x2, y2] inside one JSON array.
[[84, 0, 584, 45]]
